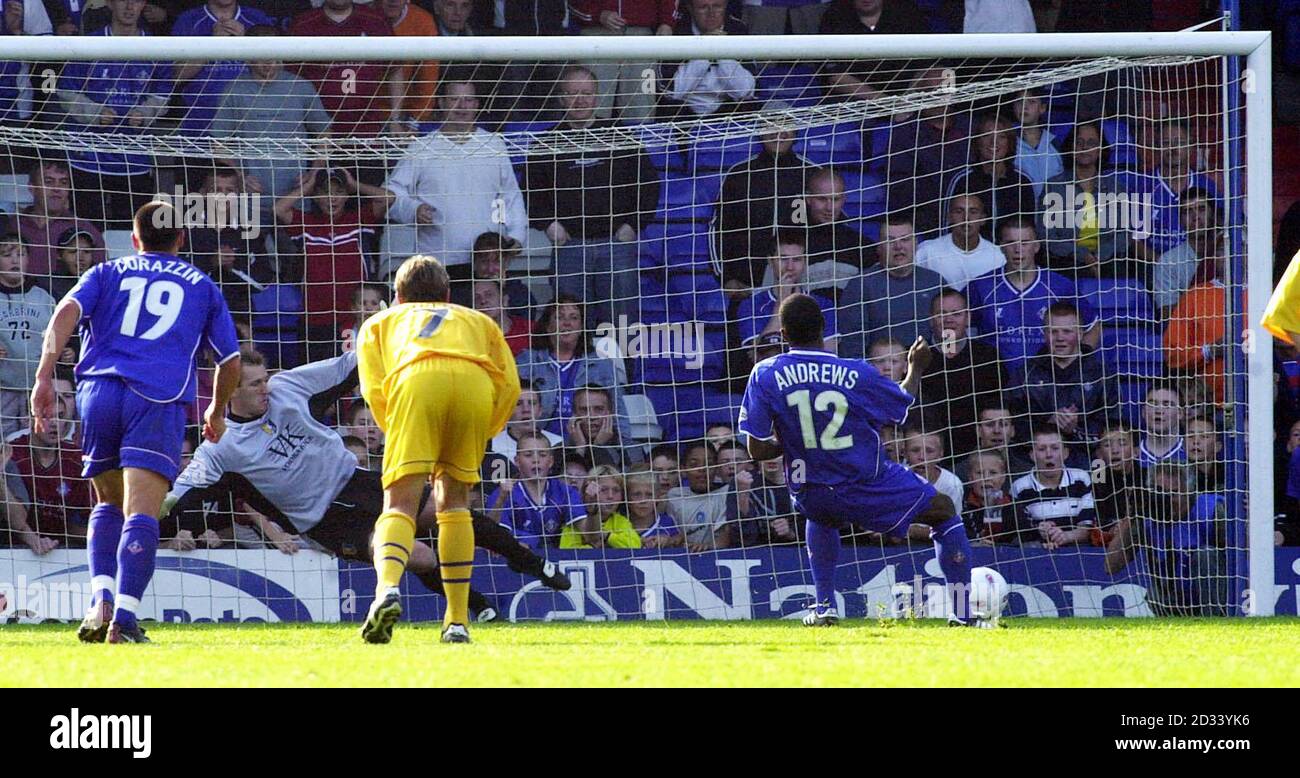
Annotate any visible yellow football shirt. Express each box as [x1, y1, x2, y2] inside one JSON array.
[[1262, 249, 1300, 345], [356, 301, 520, 435], [559, 513, 643, 550]]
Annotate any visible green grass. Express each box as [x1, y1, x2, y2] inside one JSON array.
[[4, 618, 1300, 687]]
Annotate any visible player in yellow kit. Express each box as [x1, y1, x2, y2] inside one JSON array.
[[1263, 250, 1300, 346], [356, 255, 521, 644]]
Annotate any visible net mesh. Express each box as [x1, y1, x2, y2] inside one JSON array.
[[0, 38, 1254, 623]]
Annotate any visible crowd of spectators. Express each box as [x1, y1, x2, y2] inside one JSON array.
[[0, 0, 1293, 611]]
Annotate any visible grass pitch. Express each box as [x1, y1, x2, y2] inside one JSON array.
[[4, 618, 1299, 687]]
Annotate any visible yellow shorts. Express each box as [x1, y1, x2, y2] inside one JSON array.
[[380, 357, 496, 489]]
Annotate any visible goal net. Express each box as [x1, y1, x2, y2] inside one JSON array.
[[0, 29, 1276, 625]]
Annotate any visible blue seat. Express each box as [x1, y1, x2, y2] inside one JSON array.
[[1115, 378, 1150, 429], [643, 384, 739, 444], [1100, 326, 1165, 379], [840, 169, 886, 222], [754, 62, 823, 107], [655, 173, 723, 221], [666, 271, 727, 324], [251, 284, 304, 369], [638, 124, 685, 173], [1101, 118, 1139, 170], [794, 123, 865, 167], [688, 131, 757, 173], [1078, 276, 1156, 326]]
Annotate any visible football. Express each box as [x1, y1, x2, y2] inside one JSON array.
[[970, 567, 1008, 627]]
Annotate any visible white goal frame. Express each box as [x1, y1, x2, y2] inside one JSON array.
[[0, 29, 1274, 614]]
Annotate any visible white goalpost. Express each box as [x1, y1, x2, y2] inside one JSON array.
[[0, 29, 1276, 623]]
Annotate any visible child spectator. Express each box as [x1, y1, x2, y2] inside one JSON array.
[[1184, 416, 1224, 493], [274, 167, 391, 362], [448, 231, 536, 315], [0, 234, 57, 439], [667, 442, 733, 551], [562, 455, 592, 494], [488, 431, 587, 550], [1010, 89, 1063, 198], [650, 444, 682, 496], [756, 456, 800, 543], [867, 336, 908, 382], [45, 227, 99, 302], [1011, 425, 1096, 548], [473, 279, 531, 356], [340, 403, 384, 470], [11, 402, 90, 546], [962, 450, 1014, 544], [1139, 382, 1186, 466], [1091, 423, 1140, 545], [902, 427, 964, 510], [624, 468, 683, 548], [706, 424, 736, 449], [341, 434, 370, 469], [341, 282, 390, 348], [914, 193, 1005, 291], [562, 464, 641, 549], [488, 382, 563, 466]]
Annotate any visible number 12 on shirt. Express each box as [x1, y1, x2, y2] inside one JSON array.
[[786, 389, 853, 450]]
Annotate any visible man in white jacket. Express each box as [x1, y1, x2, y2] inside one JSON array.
[[384, 72, 530, 273]]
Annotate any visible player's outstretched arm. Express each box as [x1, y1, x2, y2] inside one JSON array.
[[899, 335, 932, 398], [205, 354, 243, 443], [30, 299, 80, 435]]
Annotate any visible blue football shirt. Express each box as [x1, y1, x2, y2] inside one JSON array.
[[59, 28, 172, 177], [171, 5, 276, 132], [736, 290, 838, 345], [967, 266, 1098, 370], [490, 479, 588, 549], [739, 348, 913, 491], [68, 252, 240, 403]]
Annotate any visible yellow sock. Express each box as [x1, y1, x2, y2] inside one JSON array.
[[373, 509, 416, 596], [436, 509, 475, 627]]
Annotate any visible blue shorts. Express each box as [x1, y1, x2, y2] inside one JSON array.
[[76, 378, 186, 483], [792, 462, 938, 540]]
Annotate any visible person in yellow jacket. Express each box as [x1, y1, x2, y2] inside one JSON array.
[[356, 255, 521, 645], [560, 465, 642, 549], [1263, 250, 1300, 346]]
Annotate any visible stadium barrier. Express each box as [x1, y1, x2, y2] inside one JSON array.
[[3, 548, 1297, 623]]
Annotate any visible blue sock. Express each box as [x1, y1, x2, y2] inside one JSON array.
[[805, 520, 841, 607], [113, 514, 159, 628], [87, 504, 124, 606], [932, 517, 974, 621]]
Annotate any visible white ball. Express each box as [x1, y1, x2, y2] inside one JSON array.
[[969, 566, 1008, 623]]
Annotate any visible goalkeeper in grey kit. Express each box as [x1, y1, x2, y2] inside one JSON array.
[[165, 345, 570, 621]]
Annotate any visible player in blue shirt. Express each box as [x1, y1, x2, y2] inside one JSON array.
[[31, 202, 242, 644], [739, 294, 982, 626]]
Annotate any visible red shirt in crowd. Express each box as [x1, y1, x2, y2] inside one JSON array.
[[10, 435, 92, 537], [284, 207, 375, 329], [289, 6, 395, 137]]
